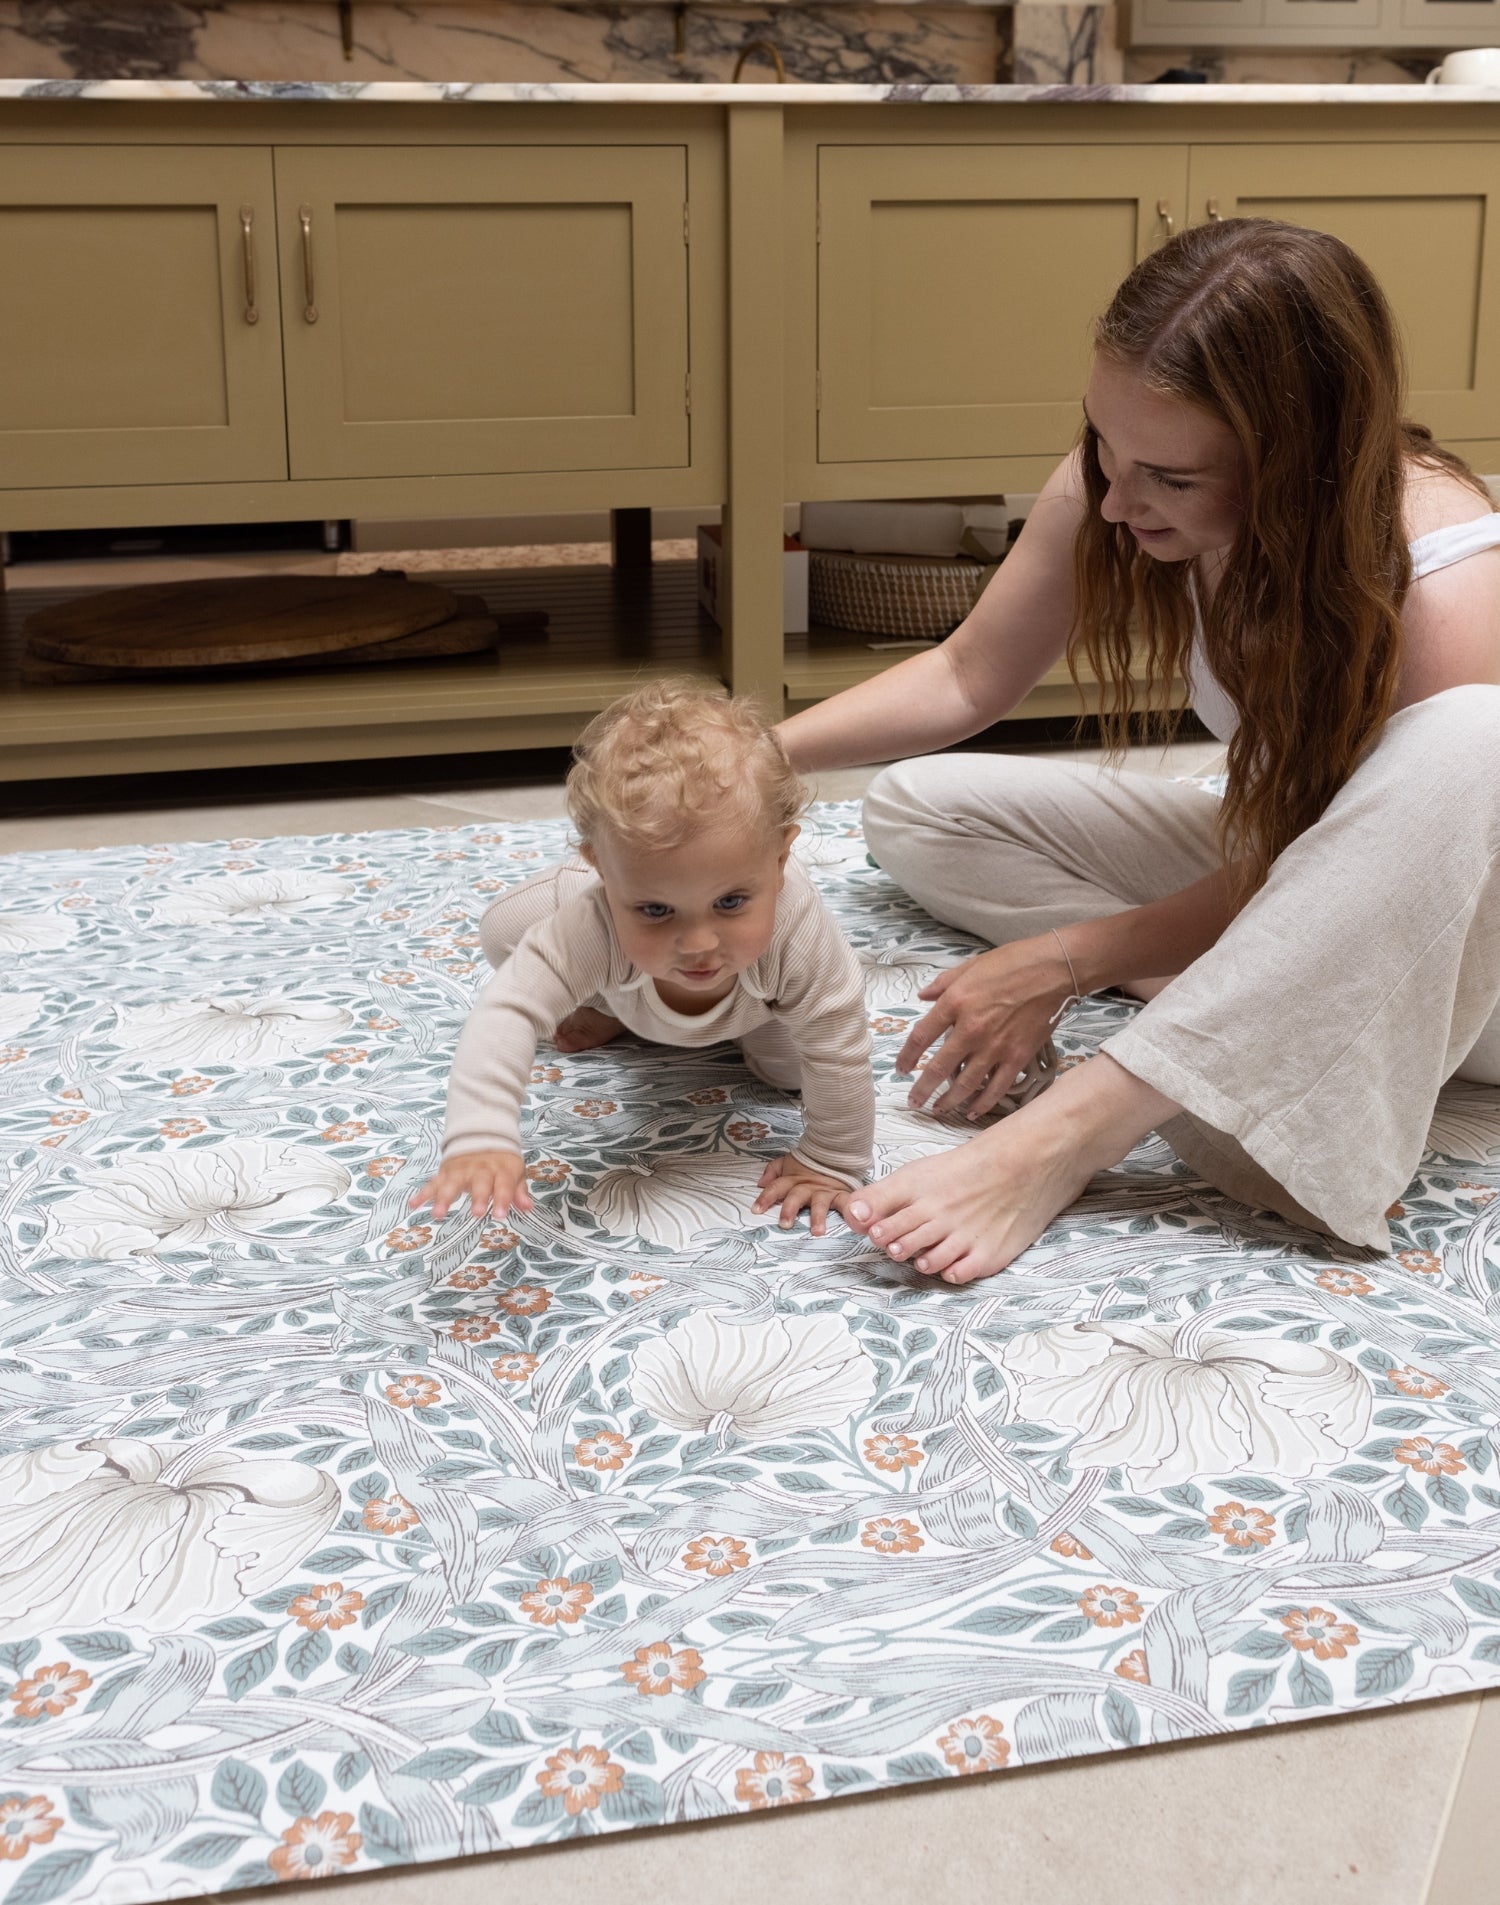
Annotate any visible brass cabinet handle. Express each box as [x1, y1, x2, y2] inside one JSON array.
[[1156, 197, 1175, 237], [299, 203, 318, 324], [1206, 197, 1224, 221], [239, 204, 258, 325]]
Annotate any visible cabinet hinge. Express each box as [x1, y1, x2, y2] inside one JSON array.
[[683, 200, 690, 245], [685, 371, 692, 416]]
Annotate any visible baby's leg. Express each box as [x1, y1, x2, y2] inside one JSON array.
[[478, 858, 623, 1052]]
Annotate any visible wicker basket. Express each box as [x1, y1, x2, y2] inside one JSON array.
[[808, 548, 997, 640]]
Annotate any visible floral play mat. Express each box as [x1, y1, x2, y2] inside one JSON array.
[[5, 801, 1500, 1905]]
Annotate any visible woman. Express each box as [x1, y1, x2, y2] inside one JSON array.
[[779, 217, 1500, 1285]]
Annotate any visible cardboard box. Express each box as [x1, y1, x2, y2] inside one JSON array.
[[696, 524, 809, 635]]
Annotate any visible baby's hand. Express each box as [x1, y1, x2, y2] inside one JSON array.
[[752, 1155, 854, 1236], [410, 1150, 532, 1222]]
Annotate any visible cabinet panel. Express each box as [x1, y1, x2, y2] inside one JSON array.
[[1401, 0, 1500, 33], [1189, 145, 1500, 442], [0, 147, 286, 490], [817, 145, 1188, 464], [276, 146, 690, 481]]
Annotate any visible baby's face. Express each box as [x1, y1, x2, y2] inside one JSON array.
[[586, 820, 797, 998]]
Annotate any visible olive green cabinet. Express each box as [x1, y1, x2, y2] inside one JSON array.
[[815, 144, 1190, 464], [0, 146, 288, 490], [274, 146, 692, 482]]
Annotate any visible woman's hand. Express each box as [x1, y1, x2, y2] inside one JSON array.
[[898, 937, 1075, 1119], [752, 1155, 855, 1235], [410, 1149, 533, 1222]]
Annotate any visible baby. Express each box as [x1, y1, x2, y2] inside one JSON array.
[[413, 679, 875, 1235]]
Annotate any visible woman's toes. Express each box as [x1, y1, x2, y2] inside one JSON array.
[[915, 1233, 969, 1277], [890, 1217, 947, 1266]]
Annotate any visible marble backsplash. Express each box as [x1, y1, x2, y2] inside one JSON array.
[[0, 0, 1429, 85]]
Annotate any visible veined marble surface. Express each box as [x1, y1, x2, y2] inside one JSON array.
[[0, 76, 1485, 99]]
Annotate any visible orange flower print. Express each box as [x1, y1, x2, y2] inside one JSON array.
[[520, 1577, 595, 1626], [937, 1715, 1010, 1776], [384, 1375, 440, 1409], [47, 1109, 89, 1128], [365, 1014, 400, 1032], [0, 1047, 27, 1066], [1207, 1502, 1276, 1549], [735, 1752, 814, 1809], [1394, 1436, 1466, 1476], [384, 1224, 432, 1252], [1115, 1649, 1150, 1684], [448, 1264, 495, 1291], [362, 1494, 419, 1534], [1397, 1249, 1442, 1278], [575, 1432, 632, 1471], [493, 1352, 538, 1383], [10, 1662, 91, 1719], [1387, 1364, 1449, 1399], [379, 908, 411, 922], [325, 1047, 369, 1066], [0, 1796, 61, 1861], [531, 1065, 562, 1085], [536, 1744, 623, 1816], [159, 1116, 206, 1139], [267, 1811, 362, 1880], [432, 849, 471, 863], [1316, 1268, 1374, 1298], [726, 1119, 769, 1144], [1050, 1531, 1093, 1560], [869, 1016, 905, 1035], [1281, 1607, 1359, 1660], [379, 971, 416, 987], [288, 1582, 365, 1632], [59, 1088, 82, 1101], [366, 1154, 406, 1179], [685, 1087, 729, 1105], [526, 1158, 571, 1187], [682, 1535, 750, 1577], [480, 1225, 520, 1252], [1459, 1182, 1498, 1207], [498, 1284, 551, 1316], [571, 1099, 617, 1119], [627, 1272, 666, 1301], [1078, 1586, 1144, 1628], [321, 1120, 368, 1143], [861, 1517, 924, 1554], [1385, 1200, 1407, 1219], [170, 1073, 213, 1096], [863, 1433, 924, 1473], [621, 1642, 706, 1696], [474, 877, 505, 894], [448, 1315, 501, 1344], [58, 896, 91, 910]]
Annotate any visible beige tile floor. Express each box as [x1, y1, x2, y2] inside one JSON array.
[[2, 546, 1495, 1900]]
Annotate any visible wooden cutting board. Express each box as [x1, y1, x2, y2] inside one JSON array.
[[18, 596, 547, 685], [24, 573, 462, 669]]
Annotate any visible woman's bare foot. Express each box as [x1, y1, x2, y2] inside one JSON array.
[[846, 1055, 1178, 1283], [553, 1006, 626, 1052]]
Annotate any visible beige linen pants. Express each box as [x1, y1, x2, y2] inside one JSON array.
[[862, 685, 1500, 1251]]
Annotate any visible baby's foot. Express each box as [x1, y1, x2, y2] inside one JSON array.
[[554, 1006, 625, 1053]]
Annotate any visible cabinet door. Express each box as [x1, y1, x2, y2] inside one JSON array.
[[1400, 0, 1500, 37], [0, 147, 286, 490], [1132, 0, 1264, 37], [816, 145, 1188, 464], [1189, 145, 1500, 443], [276, 147, 690, 482]]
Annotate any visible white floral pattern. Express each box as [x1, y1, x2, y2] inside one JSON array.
[[1, 801, 1499, 1905]]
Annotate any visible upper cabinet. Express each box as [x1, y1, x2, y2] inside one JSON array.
[[273, 146, 692, 483], [1129, 0, 1500, 41], [1188, 143, 1500, 441], [0, 147, 287, 490], [815, 144, 1188, 464]]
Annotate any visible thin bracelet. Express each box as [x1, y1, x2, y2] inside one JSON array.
[[1048, 926, 1084, 1030]]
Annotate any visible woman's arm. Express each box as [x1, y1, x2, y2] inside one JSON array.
[[779, 454, 1088, 773]]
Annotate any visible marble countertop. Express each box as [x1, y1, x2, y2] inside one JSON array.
[[3, 77, 1497, 104]]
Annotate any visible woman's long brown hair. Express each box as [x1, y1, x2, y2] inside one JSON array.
[[1070, 217, 1488, 888]]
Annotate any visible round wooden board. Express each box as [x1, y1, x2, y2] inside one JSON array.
[[24, 574, 462, 669]]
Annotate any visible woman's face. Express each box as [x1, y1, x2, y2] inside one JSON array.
[[1084, 355, 1247, 562]]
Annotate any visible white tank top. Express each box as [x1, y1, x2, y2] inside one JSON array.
[[1188, 510, 1500, 744]]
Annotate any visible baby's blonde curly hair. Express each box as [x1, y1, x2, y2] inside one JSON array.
[[567, 678, 805, 852]]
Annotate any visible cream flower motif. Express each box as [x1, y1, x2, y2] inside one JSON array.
[[1000, 1320, 1372, 1490], [583, 1154, 766, 1250], [44, 1139, 352, 1259], [112, 995, 354, 1067], [0, 994, 46, 1043], [631, 1310, 876, 1440], [0, 1438, 339, 1638], [0, 913, 74, 954], [148, 871, 351, 925]]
